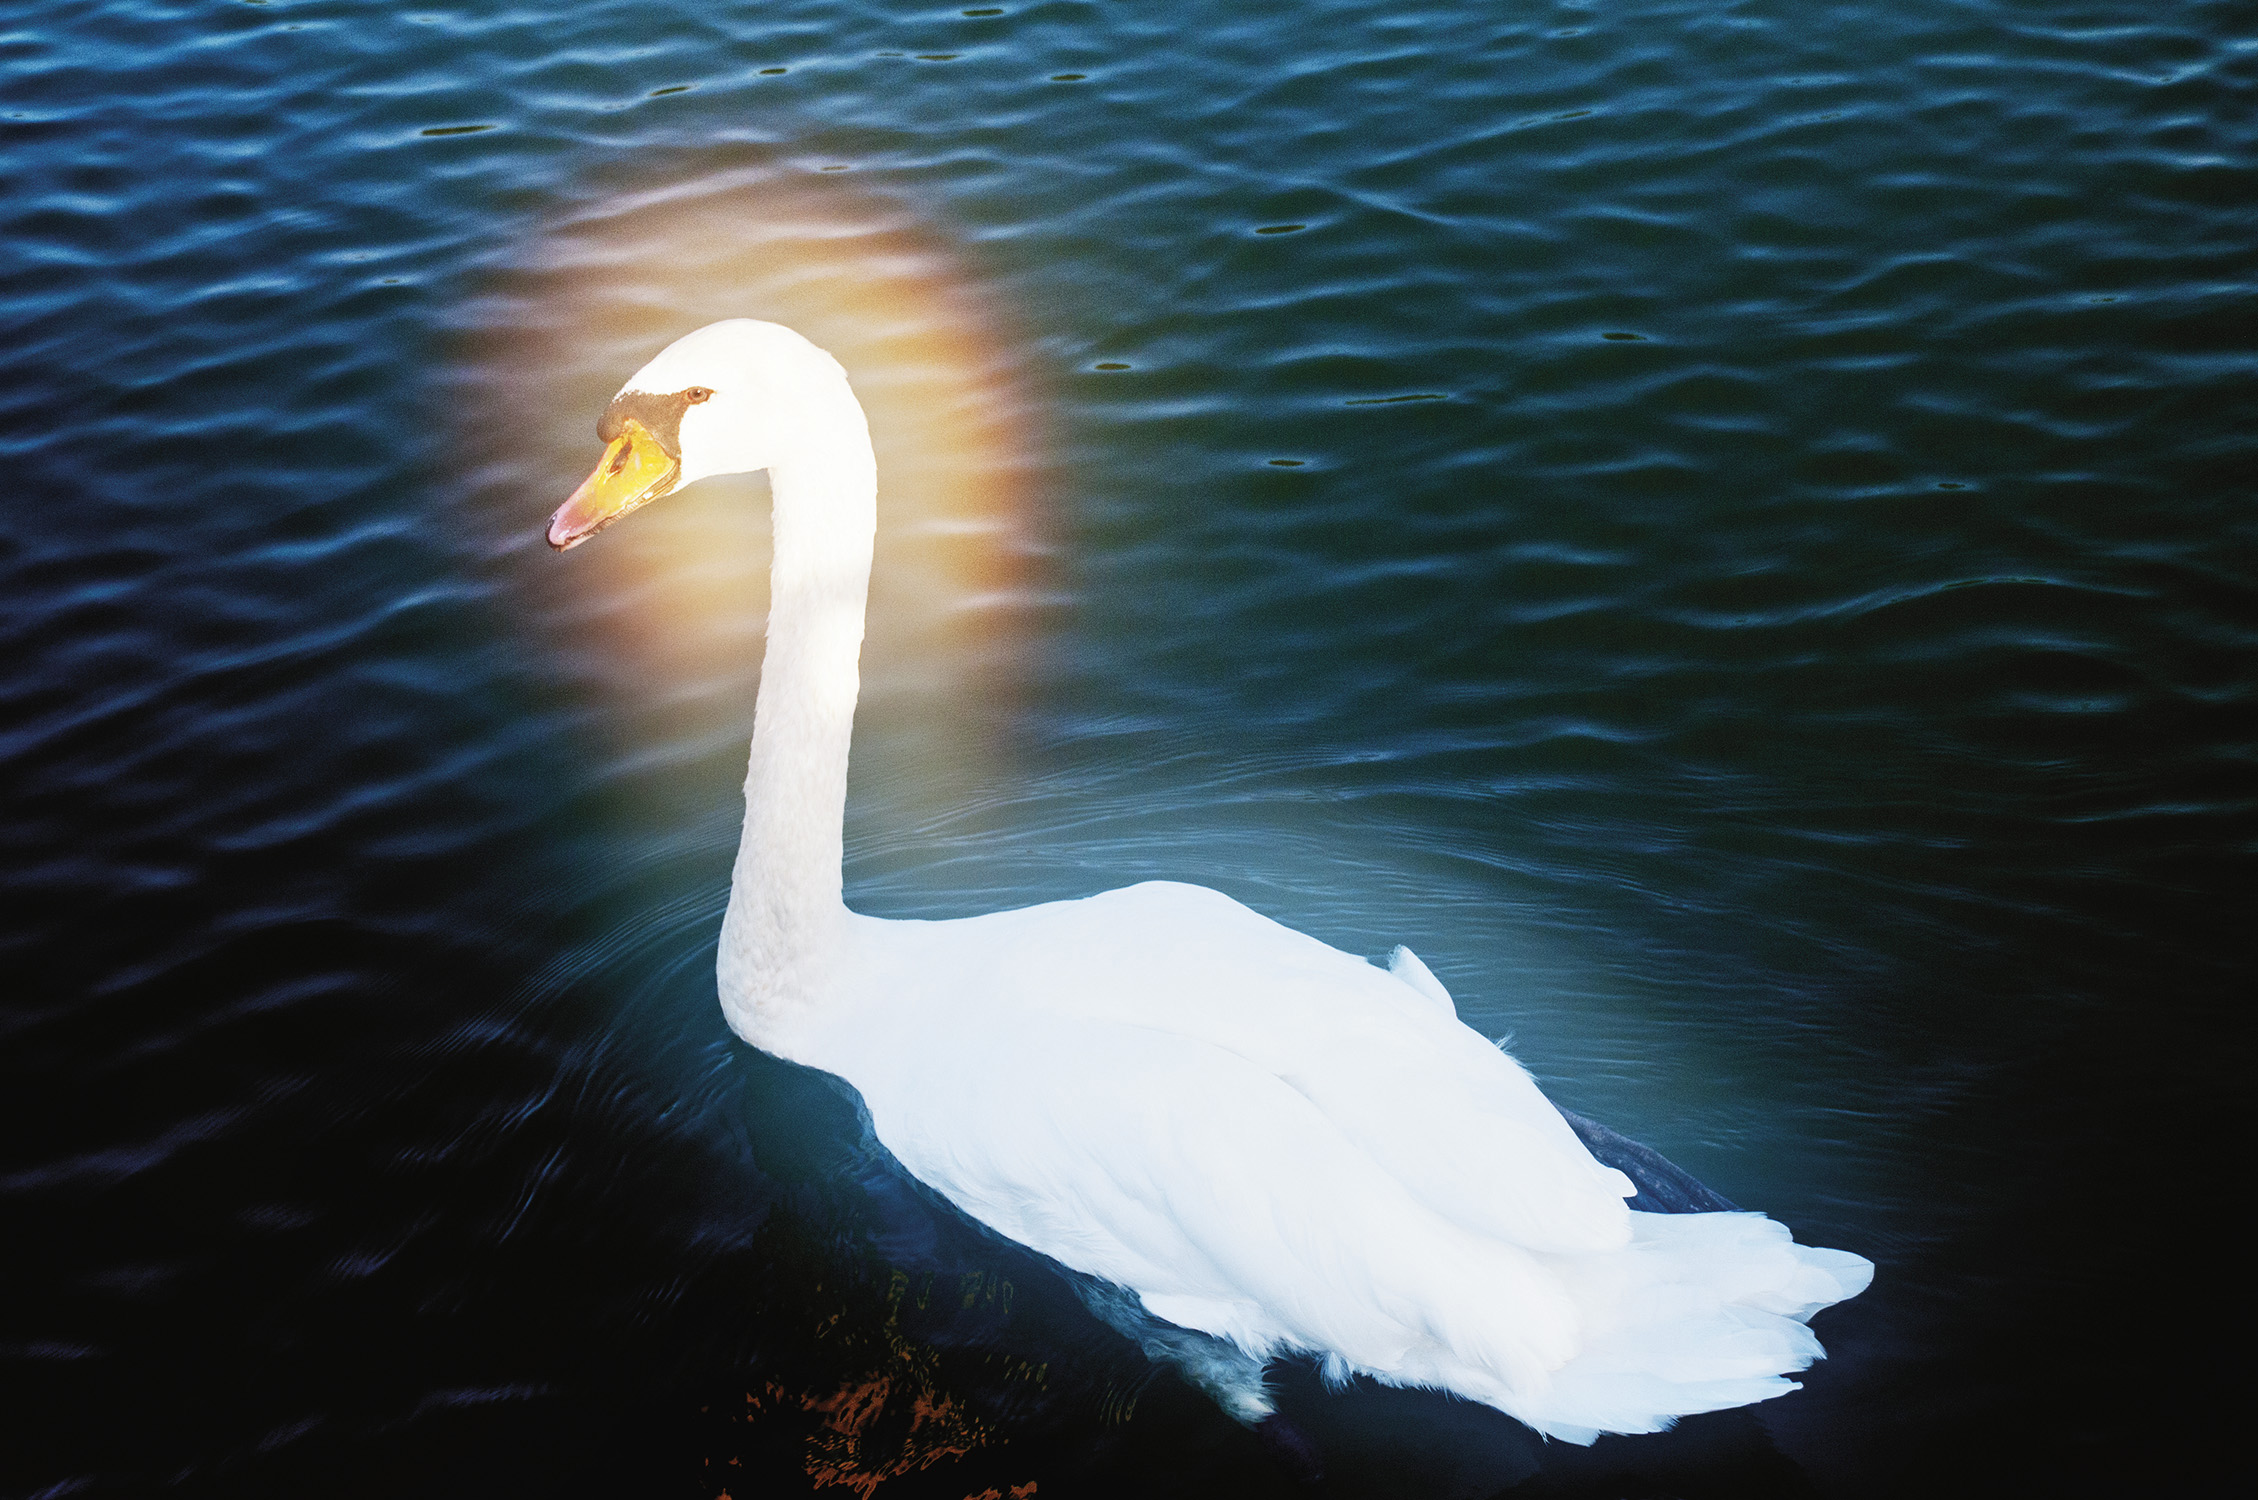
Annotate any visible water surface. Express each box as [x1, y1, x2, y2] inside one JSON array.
[[3, 1, 2250, 1495]]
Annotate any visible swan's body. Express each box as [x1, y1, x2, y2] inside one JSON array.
[[548, 320, 1871, 1444]]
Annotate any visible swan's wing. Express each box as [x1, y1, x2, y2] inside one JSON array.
[[839, 1008, 1581, 1395], [936, 883, 1638, 1255], [1242, 991, 1638, 1255]]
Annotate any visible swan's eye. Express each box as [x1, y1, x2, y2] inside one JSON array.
[[685, 387, 713, 403]]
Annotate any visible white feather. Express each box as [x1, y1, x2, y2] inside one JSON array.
[[1388, 944, 1455, 1014]]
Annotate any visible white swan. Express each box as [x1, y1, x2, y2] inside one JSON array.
[[546, 319, 1872, 1445]]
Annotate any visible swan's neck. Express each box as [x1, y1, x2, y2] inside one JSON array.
[[716, 398, 877, 1047]]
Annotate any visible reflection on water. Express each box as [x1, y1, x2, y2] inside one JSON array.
[[698, 1216, 1032, 1500], [3, 0, 2250, 1494]]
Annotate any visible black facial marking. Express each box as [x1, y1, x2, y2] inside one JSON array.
[[597, 387, 707, 457]]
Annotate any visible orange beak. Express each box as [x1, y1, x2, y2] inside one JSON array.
[[546, 418, 681, 550]]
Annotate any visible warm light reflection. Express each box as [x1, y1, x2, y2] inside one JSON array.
[[466, 165, 1049, 833]]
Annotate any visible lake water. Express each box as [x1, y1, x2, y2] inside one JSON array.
[[3, 1, 2249, 1495]]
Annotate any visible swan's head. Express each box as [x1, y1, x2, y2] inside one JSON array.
[[547, 319, 851, 550]]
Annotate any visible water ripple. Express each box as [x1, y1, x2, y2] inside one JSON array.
[[5, 0, 2252, 1492]]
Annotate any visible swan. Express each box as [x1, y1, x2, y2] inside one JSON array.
[[545, 318, 1872, 1445]]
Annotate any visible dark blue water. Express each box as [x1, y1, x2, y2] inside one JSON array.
[[4, 1, 2250, 1494]]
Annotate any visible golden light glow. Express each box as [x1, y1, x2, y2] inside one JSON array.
[[464, 164, 1050, 842]]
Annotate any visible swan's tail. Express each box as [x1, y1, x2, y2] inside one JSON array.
[[1484, 1210, 1871, 1443], [1322, 1209, 1871, 1443]]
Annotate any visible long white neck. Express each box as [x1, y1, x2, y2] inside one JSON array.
[[715, 388, 877, 1048]]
